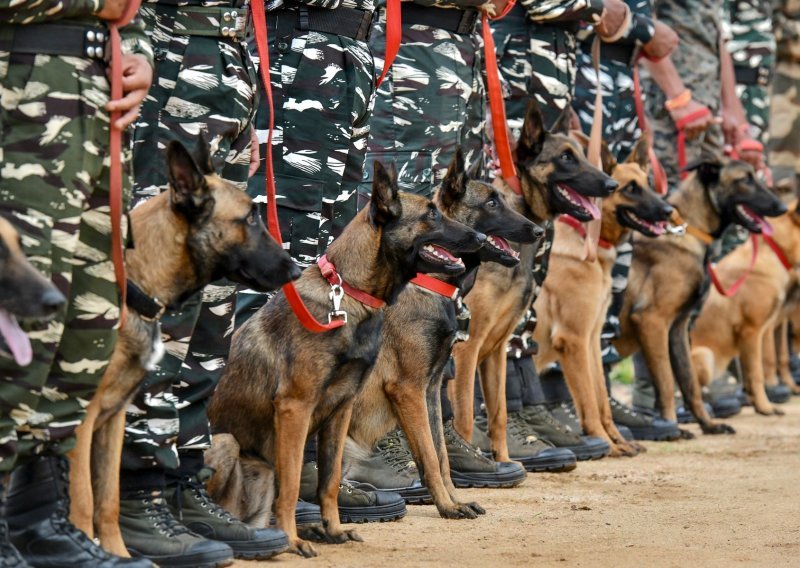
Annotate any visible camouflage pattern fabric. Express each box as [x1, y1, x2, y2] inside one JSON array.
[[121, 1, 256, 472], [235, 5, 376, 323], [0, 12, 150, 470], [768, 0, 800, 185]]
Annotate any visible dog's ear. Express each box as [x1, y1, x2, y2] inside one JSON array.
[[440, 147, 468, 210], [167, 140, 214, 217], [517, 100, 547, 162], [467, 156, 483, 180], [550, 107, 573, 136], [193, 134, 215, 175], [683, 157, 723, 187], [369, 161, 401, 226], [626, 131, 650, 172], [599, 139, 618, 175]]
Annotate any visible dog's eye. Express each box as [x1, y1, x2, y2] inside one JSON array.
[[560, 151, 573, 163], [486, 199, 497, 209], [624, 183, 642, 195]]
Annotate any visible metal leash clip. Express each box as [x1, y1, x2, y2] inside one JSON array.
[[328, 283, 347, 324], [667, 223, 687, 236]]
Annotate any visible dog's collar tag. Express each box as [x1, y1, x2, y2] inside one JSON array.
[[328, 284, 348, 324], [667, 223, 687, 236]]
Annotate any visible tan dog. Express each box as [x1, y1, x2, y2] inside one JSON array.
[[691, 201, 800, 415], [533, 134, 673, 456]]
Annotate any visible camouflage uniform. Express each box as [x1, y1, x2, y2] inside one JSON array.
[[768, 0, 800, 186], [121, 0, 257, 472], [235, 0, 377, 322], [0, 4, 151, 471]]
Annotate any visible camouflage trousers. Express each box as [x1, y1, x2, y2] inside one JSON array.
[[236, 14, 376, 323], [491, 6, 577, 135], [0, 38, 127, 471], [356, 14, 485, 200], [736, 83, 770, 143], [768, 59, 800, 186], [121, 3, 257, 472]]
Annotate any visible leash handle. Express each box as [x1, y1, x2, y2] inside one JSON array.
[[108, 0, 145, 329], [707, 233, 758, 297], [674, 107, 712, 180], [251, 0, 345, 332], [375, 0, 401, 87], [632, 61, 668, 195]]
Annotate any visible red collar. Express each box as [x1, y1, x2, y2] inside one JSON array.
[[410, 273, 460, 300], [317, 255, 386, 310], [763, 233, 793, 271], [557, 215, 614, 250]]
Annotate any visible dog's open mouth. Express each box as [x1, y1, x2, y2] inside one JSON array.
[[557, 184, 601, 221], [419, 244, 465, 268], [735, 204, 773, 235], [0, 309, 32, 367], [619, 209, 669, 238], [485, 235, 520, 261]]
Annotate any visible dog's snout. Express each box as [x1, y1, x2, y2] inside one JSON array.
[[41, 288, 66, 313], [660, 203, 675, 218], [532, 224, 545, 239], [474, 232, 487, 244], [603, 178, 619, 194], [288, 262, 302, 281]]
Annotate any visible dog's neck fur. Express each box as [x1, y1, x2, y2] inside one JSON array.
[[669, 175, 722, 239], [519, 174, 553, 225], [599, 211, 629, 248]]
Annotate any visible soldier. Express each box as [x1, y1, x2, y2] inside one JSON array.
[[0, 0, 155, 565]]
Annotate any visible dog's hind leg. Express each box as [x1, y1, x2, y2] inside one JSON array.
[[762, 322, 780, 387], [92, 410, 131, 556], [68, 401, 100, 538], [633, 310, 680, 423], [739, 326, 781, 415], [477, 346, 511, 462]]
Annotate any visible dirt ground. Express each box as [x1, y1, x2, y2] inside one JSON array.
[[240, 396, 800, 568]]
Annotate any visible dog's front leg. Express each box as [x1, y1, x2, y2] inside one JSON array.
[[274, 396, 317, 558], [92, 409, 131, 556], [775, 319, 800, 393], [739, 326, 781, 415], [634, 309, 680, 423], [68, 401, 100, 539], [449, 341, 480, 446], [478, 346, 512, 462]]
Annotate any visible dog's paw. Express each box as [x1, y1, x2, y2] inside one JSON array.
[[755, 405, 782, 416], [464, 501, 486, 515], [631, 441, 647, 453], [701, 421, 736, 435], [299, 524, 362, 544], [289, 538, 318, 558], [439, 503, 479, 520], [678, 428, 695, 439]]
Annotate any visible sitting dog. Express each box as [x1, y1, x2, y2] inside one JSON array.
[[533, 133, 673, 456], [346, 149, 543, 520], [0, 216, 66, 366], [449, 100, 618, 461], [614, 157, 786, 433], [207, 161, 485, 557], [691, 200, 800, 415], [67, 138, 299, 556]]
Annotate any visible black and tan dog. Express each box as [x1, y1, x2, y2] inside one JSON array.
[[207, 162, 485, 557], [449, 100, 618, 462], [691, 200, 800, 415], [67, 138, 299, 557], [533, 133, 673, 456], [0, 216, 66, 366], [615, 157, 786, 433], [346, 149, 543, 520]]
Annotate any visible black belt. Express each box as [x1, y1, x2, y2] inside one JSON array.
[[734, 65, 771, 87], [582, 40, 635, 65], [400, 4, 478, 35], [4, 23, 108, 61], [271, 4, 373, 41]]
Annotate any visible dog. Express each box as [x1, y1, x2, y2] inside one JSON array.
[[767, 286, 800, 395], [533, 132, 673, 456], [67, 138, 300, 556], [448, 100, 618, 462], [0, 216, 66, 366], [691, 200, 800, 415], [206, 161, 485, 557], [345, 148, 543, 520], [614, 157, 787, 433]]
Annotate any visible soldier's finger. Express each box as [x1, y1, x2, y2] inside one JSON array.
[[107, 88, 148, 113], [114, 106, 141, 130]]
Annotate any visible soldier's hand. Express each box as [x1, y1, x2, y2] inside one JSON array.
[[97, 0, 129, 21], [596, 0, 628, 41], [670, 99, 717, 140], [249, 127, 260, 178], [642, 21, 678, 61], [106, 54, 152, 130], [482, 0, 509, 17]]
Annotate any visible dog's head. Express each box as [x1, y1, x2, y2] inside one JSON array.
[[602, 133, 674, 238], [368, 161, 486, 276], [515, 100, 618, 221], [166, 138, 301, 291], [436, 149, 543, 267], [685, 156, 787, 234], [0, 216, 66, 366]]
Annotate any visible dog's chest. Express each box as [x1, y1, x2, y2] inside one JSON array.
[[341, 312, 385, 368]]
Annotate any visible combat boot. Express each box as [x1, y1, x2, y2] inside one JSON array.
[[548, 399, 635, 441], [0, 518, 28, 568], [444, 419, 526, 487], [165, 468, 288, 560], [474, 413, 576, 473], [345, 430, 431, 504], [520, 404, 610, 460], [5, 455, 154, 568], [609, 397, 680, 441]]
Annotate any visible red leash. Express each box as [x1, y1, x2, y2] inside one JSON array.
[[707, 234, 758, 297], [376, 0, 401, 87], [557, 214, 614, 250], [317, 255, 386, 309], [410, 273, 460, 300], [675, 107, 712, 180], [109, 0, 144, 328], [632, 62, 668, 195]]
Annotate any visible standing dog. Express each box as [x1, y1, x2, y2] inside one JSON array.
[[615, 158, 786, 433], [691, 200, 800, 415], [67, 139, 299, 556], [533, 133, 673, 456], [449, 101, 618, 462], [0, 216, 66, 366], [207, 162, 485, 557], [346, 149, 543, 520]]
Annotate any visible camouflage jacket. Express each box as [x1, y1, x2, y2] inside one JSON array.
[[272, 0, 375, 12], [520, 0, 604, 25], [0, 0, 153, 63], [774, 0, 800, 60], [578, 0, 655, 48], [724, 0, 775, 69]]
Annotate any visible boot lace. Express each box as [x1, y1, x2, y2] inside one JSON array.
[[507, 412, 541, 446], [141, 490, 191, 537], [375, 430, 418, 474], [175, 470, 238, 525], [443, 419, 490, 459], [523, 405, 573, 434]]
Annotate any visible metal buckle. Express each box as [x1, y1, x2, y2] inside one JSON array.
[[84, 27, 106, 60], [667, 223, 687, 236], [138, 297, 167, 323], [327, 284, 347, 324]]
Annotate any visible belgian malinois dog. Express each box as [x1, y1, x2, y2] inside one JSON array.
[[533, 133, 674, 457], [614, 157, 787, 433], [767, 287, 800, 395], [691, 200, 800, 414], [449, 100, 618, 462], [206, 162, 485, 558], [67, 138, 300, 557], [0, 216, 66, 366], [346, 149, 543, 520]]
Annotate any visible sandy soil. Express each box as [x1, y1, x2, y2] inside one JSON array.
[[239, 397, 800, 568]]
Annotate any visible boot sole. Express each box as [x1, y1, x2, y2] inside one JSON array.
[[627, 426, 682, 442], [229, 537, 290, 560], [565, 444, 610, 461], [128, 549, 234, 568], [450, 468, 527, 489], [398, 486, 434, 505], [340, 501, 408, 523], [517, 455, 577, 473]]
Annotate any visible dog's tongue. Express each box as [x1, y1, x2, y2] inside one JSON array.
[[0, 310, 32, 367], [744, 206, 773, 236], [561, 185, 601, 220]]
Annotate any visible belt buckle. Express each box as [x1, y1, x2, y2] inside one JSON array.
[[84, 26, 107, 60], [758, 66, 770, 87]]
